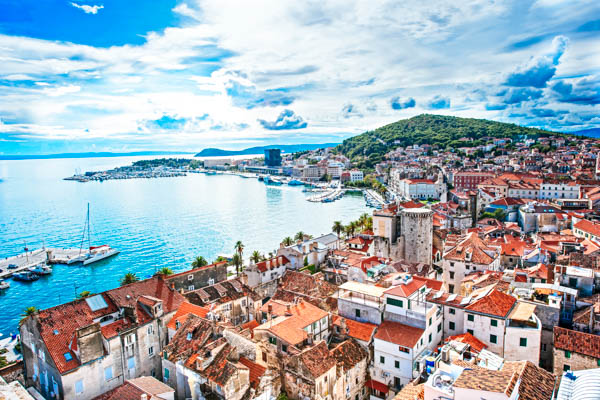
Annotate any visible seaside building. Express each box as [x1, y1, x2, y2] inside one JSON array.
[[164, 261, 228, 293], [20, 277, 184, 400], [264, 149, 282, 167]]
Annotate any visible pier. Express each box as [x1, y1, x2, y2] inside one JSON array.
[[0, 248, 88, 279], [364, 189, 385, 208]]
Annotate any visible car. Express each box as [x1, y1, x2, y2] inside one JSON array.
[[7, 264, 18, 270]]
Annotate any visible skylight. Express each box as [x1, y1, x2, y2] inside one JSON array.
[[85, 295, 108, 311], [64, 352, 73, 362]]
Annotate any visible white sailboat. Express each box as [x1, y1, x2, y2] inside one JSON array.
[[76, 203, 120, 265]]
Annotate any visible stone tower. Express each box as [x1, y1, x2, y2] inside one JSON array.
[[399, 208, 433, 265]]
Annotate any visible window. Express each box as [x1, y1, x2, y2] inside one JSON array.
[[449, 308, 455, 315], [186, 332, 192, 341], [387, 298, 403, 307], [380, 356, 385, 364], [467, 314, 474, 322], [355, 309, 361, 318], [399, 346, 410, 353], [164, 368, 170, 380], [467, 329, 474, 335], [565, 351, 571, 358], [127, 357, 135, 370], [449, 284, 455, 293], [188, 274, 193, 281], [149, 346, 154, 356], [429, 333, 432, 343], [75, 380, 84, 395], [491, 319, 498, 327], [490, 334, 497, 344], [104, 366, 113, 381], [429, 317, 432, 326], [449, 272, 455, 279], [563, 364, 570, 372], [188, 285, 195, 291], [208, 278, 214, 285], [520, 338, 527, 347], [147, 325, 154, 335], [597, 359, 600, 367], [262, 352, 267, 362], [269, 336, 277, 345], [437, 323, 442, 333], [64, 352, 72, 362], [449, 322, 455, 330], [542, 344, 547, 352], [450, 262, 455, 267], [395, 360, 400, 369], [282, 344, 288, 353]]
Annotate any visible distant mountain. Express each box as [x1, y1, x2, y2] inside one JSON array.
[[335, 114, 564, 169], [0, 151, 194, 161], [195, 143, 340, 157], [569, 128, 600, 138]]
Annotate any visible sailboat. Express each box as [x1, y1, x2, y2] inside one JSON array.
[[74, 203, 120, 265]]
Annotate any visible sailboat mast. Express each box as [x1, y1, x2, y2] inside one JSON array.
[[87, 203, 91, 250]]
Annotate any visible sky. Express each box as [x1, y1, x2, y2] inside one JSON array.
[[0, 0, 599, 154]]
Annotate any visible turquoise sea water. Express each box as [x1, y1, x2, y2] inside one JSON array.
[[0, 155, 367, 336]]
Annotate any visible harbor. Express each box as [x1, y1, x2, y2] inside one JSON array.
[[0, 248, 86, 280]]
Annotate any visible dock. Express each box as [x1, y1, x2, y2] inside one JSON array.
[[364, 189, 385, 208], [0, 248, 89, 279]]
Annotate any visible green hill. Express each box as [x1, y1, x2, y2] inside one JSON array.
[[336, 114, 562, 169]]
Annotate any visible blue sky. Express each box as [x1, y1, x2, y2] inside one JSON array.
[[0, 0, 599, 154]]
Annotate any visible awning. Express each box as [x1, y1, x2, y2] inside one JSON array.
[[509, 302, 536, 322], [366, 379, 389, 394]]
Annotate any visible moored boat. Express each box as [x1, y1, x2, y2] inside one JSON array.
[[12, 271, 40, 282], [0, 279, 9, 290], [29, 263, 52, 275], [288, 179, 304, 186], [82, 245, 120, 265]]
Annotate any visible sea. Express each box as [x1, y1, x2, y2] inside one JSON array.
[[0, 155, 368, 336]]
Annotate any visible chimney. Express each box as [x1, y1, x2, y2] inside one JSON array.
[[141, 394, 148, 400], [340, 317, 348, 336], [268, 304, 273, 319], [285, 304, 292, 316]]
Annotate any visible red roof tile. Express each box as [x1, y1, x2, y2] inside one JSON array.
[[167, 301, 209, 330], [445, 332, 487, 353], [374, 321, 424, 348], [239, 357, 266, 389], [332, 315, 377, 342], [554, 326, 600, 358], [465, 289, 516, 318]]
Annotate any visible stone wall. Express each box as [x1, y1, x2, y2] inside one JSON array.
[[166, 262, 227, 293], [223, 330, 257, 361], [553, 347, 599, 378]]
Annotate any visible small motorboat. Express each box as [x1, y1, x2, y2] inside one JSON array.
[[12, 271, 40, 282], [29, 263, 52, 275], [0, 279, 9, 290]]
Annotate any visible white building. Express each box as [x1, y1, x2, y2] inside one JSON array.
[[540, 181, 580, 200], [441, 232, 501, 294], [349, 170, 364, 182], [337, 281, 386, 325]]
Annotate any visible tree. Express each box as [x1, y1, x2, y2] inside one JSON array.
[[282, 236, 293, 246], [214, 256, 228, 263], [77, 290, 93, 298], [294, 231, 305, 241], [120, 272, 139, 286], [250, 250, 262, 264], [20, 306, 38, 325], [158, 267, 174, 276], [231, 253, 243, 276], [332, 221, 344, 237], [191, 256, 208, 269], [234, 240, 244, 258]]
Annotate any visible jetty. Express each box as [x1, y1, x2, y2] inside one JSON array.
[[364, 189, 385, 208], [307, 187, 344, 203], [0, 248, 88, 279]]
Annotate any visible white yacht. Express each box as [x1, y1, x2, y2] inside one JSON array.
[[82, 245, 120, 265], [0, 279, 9, 290], [29, 263, 52, 275]]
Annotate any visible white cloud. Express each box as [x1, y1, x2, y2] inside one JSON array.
[[70, 2, 104, 14]]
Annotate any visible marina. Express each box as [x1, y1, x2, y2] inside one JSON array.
[[0, 248, 86, 279]]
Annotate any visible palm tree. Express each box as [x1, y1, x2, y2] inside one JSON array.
[[191, 256, 208, 269], [332, 221, 344, 237], [158, 267, 174, 276], [20, 306, 37, 325], [294, 231, 305, 241], [358, 213, 369, 230], [234, 240, 244, 257], [231, 253, 243, 276], [214, 255, 228, 263], [346, 221, 357, 237], [282, 236, 293, 246], [120, 272, 139, 286], [365, 216, 373, 231], [250, 250, 262, 263]]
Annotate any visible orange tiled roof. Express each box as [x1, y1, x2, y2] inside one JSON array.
[[554, 326, 600, 358], [445, 332, 487, 353], [332, 315, 377, 342], [239, 357, 266, 389], [167, 301, 209, 330], [465, 289, 516, 318], [574, 219, 600, 237], [374, 321, 424, 348]]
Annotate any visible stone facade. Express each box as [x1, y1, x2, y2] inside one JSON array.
[[165, 261, 228, 293]]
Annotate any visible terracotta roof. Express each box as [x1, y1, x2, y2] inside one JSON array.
[[260, 300, 328, 345], [444, 232, 499, 265], [374, 321, 424, 348], [165, 261, 228, 279], [393, 381, 424, 400], [255, 255, 290, 273], [239, 357, 266, 389], [299, 341, 336, 378], [465, 289, 516, 318], [574, 219, 600, 237], [35, 277, 183, 374], [332, 315, 377, 342], [554, 326, 600, 358], [331, 339, 368, 371], [128, 377, 174, 397], [384, 278, 426, 298], [167, 301, 209, 330], [445, 332, 487, 353], [93, 377, 174, 400]]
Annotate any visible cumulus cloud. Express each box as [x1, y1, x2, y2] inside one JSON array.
[[342, 104, 362, 118], [225, 79, 295, 109], [144, 114, 188, 130], [503, 88, 543, 104], [427, 96, 450, 109], [70, 2, 104, 14], [258, 109, 307, 130], [504, 35, 568, 88], [550, 78, 600, 105], [390, 97, 416, 110]]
